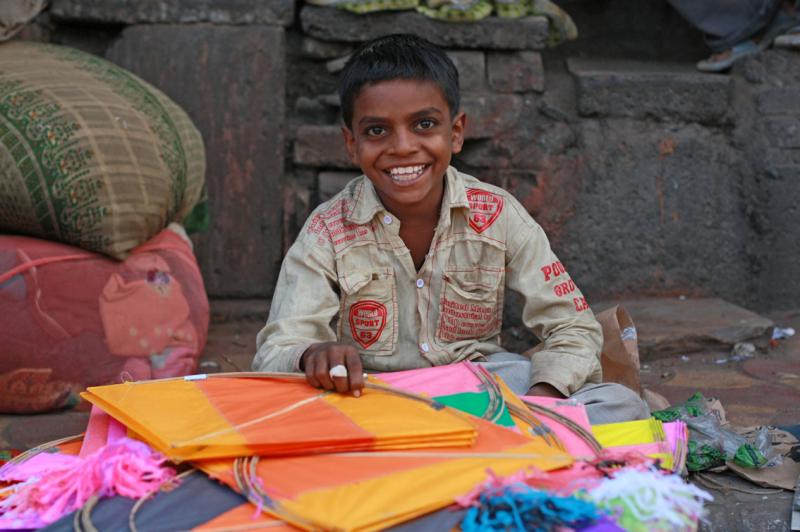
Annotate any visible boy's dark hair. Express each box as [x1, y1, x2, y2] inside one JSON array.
[[338, 34, 460, 129]]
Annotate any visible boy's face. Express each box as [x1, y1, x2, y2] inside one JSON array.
[[342, 79, 466, 217]]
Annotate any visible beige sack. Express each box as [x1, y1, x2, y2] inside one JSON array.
[[0, 41, 207, 259]]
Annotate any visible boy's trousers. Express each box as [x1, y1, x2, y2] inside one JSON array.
[[478, 352, 651, 425]]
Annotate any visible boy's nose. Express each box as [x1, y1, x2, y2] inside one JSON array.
[[390, 130, 417, 154]]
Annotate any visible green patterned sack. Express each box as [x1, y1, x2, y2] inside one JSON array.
[[417, 0, 493, 21], [0, 41, 207, 259]]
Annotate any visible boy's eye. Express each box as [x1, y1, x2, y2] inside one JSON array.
[[416, 118, 437, 130], [365, 126, 385, 137]]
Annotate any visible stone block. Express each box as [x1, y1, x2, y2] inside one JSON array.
[[447, 50, 485, 93], [318, 171, 360, 202], [300, 36, 353, 60], [594, 298, 774, 360], [301, 5, 548, 50], [51, 0, 293, 26], [568, 58, 732, 124], [766, 117, 800, 148], [457, 139, 513, 168], [487, 51, 544, 93], [762, 165, 800, 307], [294, 125, 355, 169], [462, 94, 523, 139], [326, 54, 351, 74], [50, 24, 120, 57], [107, 25, 286, 298], [293, 94, 342, 126], [318, 93, 341, 107], [294, 96, 333, 125], [756, 88, 800, 115], [511, 122, 577, 168], [282, 178, 313, 255], [14, 12, 51, 43], [569, 120, 753, 303]]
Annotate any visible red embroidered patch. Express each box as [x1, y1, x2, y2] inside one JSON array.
[[348, 300, 387, 349], [466, 188, 504, 233]]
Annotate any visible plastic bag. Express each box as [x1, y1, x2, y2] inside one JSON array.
[[653, 393, 779, 470]]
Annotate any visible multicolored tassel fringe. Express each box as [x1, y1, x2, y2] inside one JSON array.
[[459, 471, 601, 531], [0, 437, 175, 529]]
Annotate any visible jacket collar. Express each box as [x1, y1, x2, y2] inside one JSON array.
[[346, 166, 470, 225]]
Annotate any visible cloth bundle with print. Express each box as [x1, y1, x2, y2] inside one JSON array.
[[0, 38, 210, 413]]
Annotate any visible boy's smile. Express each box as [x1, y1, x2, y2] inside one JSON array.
[[342, 79, 466, 219]]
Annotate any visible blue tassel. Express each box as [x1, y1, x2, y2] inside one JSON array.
[[461, 483, 601, 532]]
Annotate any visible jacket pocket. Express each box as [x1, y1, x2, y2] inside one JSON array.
[[435, 267, 503, 343], [338, 269, 396, 355]]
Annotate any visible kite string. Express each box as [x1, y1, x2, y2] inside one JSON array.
[[169, 393, 329, 448], [128, 469, 195, 532], [521, 400, 603, 455], [328, 451, 585, 460]]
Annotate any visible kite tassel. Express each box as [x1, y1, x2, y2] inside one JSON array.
[[0, 437, 176, 528], [458, 470, 601, 532]]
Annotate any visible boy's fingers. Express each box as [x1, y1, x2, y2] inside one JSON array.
[[322, 350, 348, 391], [311, 352, 336, 391], [304, 353, 322, 389], [328, 350, 351, 394], [345, 351, 364, 396]]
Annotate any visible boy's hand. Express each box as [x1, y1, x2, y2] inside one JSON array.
[[525, 382, 565, 398], [300, 342, 364, 397]]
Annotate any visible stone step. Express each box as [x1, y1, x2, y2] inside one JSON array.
[[301, 5, 548, 51], [567, 58, 732, 125], [594, 298, 774, 360], [50, 0, 293, 26]]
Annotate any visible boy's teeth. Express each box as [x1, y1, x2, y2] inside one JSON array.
[[388, 165, 425, 180]]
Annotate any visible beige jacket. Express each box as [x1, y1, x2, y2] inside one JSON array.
[[252, 167, 602, 395]]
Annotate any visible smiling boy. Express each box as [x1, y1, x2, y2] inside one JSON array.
[[253, 34, 648, 423]]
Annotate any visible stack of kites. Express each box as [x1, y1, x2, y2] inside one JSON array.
[[0, 37, 211, 414], [0, 362, 711, 531]]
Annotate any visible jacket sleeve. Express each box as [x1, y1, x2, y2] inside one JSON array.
[[251, 227, 340, 373], [503, 196, 603, 396]]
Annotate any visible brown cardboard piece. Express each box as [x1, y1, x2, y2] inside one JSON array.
[[727, 459, 800, 491], [596, 305, 642, 394], [596, 305, 672, 410]]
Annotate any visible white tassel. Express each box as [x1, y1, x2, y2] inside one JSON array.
[[588, 469, 713, 530]]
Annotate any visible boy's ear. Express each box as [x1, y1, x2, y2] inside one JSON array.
[[450, 111, 466, 154], [341, 126, 358, 164]]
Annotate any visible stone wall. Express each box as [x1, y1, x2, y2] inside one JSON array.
[[19, 0, 800, 311]]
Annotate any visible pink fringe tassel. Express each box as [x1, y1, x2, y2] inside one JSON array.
[[0, 437, 175, 528]]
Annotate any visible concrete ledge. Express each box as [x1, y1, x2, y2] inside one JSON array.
[[50, 0, 294, 26], [301, 5, 548, 50], [568, 58, 732, 125]]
